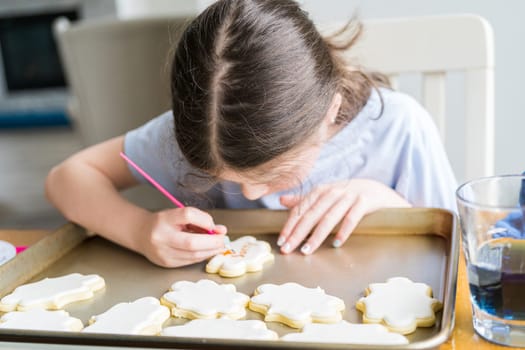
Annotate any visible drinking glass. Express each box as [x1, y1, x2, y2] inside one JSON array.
[[456, 175, 525, 347]]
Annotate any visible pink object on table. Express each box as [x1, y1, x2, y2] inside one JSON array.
[[15, 246, 27, 254], [119, 151, 215, 235]]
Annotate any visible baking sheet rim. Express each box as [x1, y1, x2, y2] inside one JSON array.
[[0, 208, 459, 349]]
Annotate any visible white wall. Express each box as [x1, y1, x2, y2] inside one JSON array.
[[116, 0, 523, 181]]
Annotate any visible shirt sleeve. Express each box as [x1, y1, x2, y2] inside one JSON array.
[[123, 111, 181, 194], [123, 111, 221, 208], [392, 98, 458, 212]]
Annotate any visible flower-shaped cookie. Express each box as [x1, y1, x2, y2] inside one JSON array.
[[161, 279, 250, 320], [161, 319, 278, 340], [356, 277, 443, 334], [206, 236, 274, 277], [281, 321, 409, 345], [0, 309, 83, 332], [0, 273, 105, 312], [83, 297, 170, 335], [249, 282, 345, 328]]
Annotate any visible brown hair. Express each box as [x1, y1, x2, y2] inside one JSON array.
[[171, 0, 386, 177]]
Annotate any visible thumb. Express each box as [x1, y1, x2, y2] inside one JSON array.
[[213, 224, 228, 235], [280, 194, 301, 208]]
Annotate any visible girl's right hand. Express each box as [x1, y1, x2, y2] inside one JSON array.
[[139, 207, 227, 268]]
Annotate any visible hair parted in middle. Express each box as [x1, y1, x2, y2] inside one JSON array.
[[171, 0, 387, 177]]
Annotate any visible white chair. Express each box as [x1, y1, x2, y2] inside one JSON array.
[[53, 16, 191, 146], [345, 14, 495, 182]]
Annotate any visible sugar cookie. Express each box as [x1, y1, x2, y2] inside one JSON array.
[[0, 273, 105, 312], [161, 279, 250, 320], [161, 319, 278, 340], [0, 309, 83, 332], [206, 236, 274, 278], [82, 297, 170, 335], [249, 282, 345, 329], [355, 277, 443, 334], [281, 321, 409, 345]]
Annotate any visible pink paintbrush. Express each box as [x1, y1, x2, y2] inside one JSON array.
[[119, 151, 216, 235], [119, 152, 235, 253]]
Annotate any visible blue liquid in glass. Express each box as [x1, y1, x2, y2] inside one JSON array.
[[468, 239, 525, 320]]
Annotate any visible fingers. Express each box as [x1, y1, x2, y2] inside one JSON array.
[[164, 207, 220, 234], [278, 191, 322, 251], [168, 230, 225, 251], [151, 245, 225, 268], [278, 187, 371, 256], [147, 229, 228, 268], [279, 194, 300, 208], [302, 193, 358, 253], [145, 208, 230, 267], [333, 195, 367, 247], [282, 191, 341, 254], [279, 186, 347, 254], [212, 224, 228, 235]]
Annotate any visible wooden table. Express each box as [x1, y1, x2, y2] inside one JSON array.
[[0, 229, 515, 349]]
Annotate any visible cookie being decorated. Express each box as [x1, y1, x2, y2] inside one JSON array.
[[161, 319, 278, 340], [281, 321, 409, 345], [82, 297, 170, 335], [355, 277, 443, 334], [161, 279, 250, 320], [206, 236, 274, 277], [0, 309, 83, 332], [249, 282, 345, 329], [0, 273, 105, 312]]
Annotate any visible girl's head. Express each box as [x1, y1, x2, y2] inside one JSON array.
[[171, 0, 382, 198]]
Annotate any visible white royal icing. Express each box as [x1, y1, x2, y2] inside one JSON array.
[[281, 321, 409, 345], [162, 279, 249, 319], [356, 277, 442, 332], [0, 240, 16, 266], [82, 297, 170, 335], [249, 282, 345, 328], [161, 319, 278, 340], [0, 273, 105, 312], [206, 236, 274, 277], [0, 309, 83, 332]]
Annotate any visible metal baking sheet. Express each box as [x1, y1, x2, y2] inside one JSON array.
[[0, 208, 459, 349]]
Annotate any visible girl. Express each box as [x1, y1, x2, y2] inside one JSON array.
[[46, 0, 457, 268]]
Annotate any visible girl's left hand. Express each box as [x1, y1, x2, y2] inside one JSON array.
[[278, 179, 411, 255]]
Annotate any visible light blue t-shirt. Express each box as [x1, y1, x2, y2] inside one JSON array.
[[124, 88, 458, 212]]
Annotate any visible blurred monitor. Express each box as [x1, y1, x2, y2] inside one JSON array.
[[0, 8, 79, 92]]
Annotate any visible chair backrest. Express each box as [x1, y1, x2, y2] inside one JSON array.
[[54, 16, 191, 146], [339, 14, 495, 182]]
